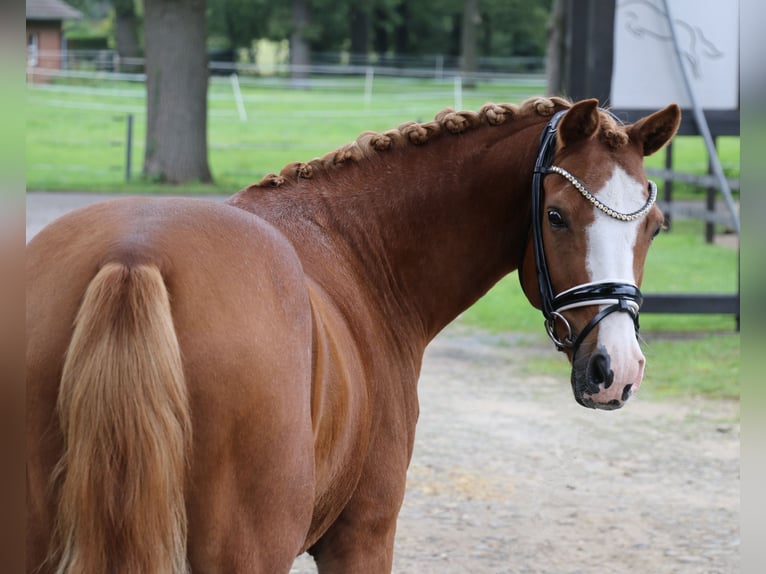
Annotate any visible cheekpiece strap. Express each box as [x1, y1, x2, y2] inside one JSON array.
[[529, 107, 651, 357]]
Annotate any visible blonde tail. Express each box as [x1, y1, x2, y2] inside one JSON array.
[[52, 262, 191, 573]]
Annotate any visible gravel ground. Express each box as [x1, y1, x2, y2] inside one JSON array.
[[28, 192, 740, 574]]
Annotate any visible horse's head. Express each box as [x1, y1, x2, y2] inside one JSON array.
[[520, 99, 681, 410]]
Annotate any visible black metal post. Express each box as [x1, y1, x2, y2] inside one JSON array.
[[664, 141, 674, 231], [564, 0, 615, 104], [705, 136, 718, 243], [125, 113, 133, 182]]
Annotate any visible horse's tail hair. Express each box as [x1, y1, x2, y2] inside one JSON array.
[[51, 262, 191, 574]]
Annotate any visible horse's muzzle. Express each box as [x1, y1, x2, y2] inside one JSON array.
[[571, 344, 641, 410]]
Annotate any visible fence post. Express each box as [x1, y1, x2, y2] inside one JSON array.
[[435, 55, 444, 80], [705, 137, 718, 243], [453, 75, 463, 111], [230, 73, 248, 122], [125, 113, 133, 182], [663, 141, 673, 231], [364, 66, 374, 109]]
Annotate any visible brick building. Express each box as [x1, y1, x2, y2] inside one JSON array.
[[26, 0, 83, 80]]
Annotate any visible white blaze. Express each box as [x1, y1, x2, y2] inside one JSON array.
[[585, 166, 644, 284], [586, 166, 647, 391]]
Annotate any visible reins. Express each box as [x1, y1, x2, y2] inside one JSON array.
[[526, 109, 655, 357]]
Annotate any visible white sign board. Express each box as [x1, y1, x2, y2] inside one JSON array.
[[611, 0, 739, 110]]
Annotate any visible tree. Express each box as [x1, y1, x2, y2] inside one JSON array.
[[207, 0, 272, 51], [112, 0, 141, 71], [349, 3, 370, 62], [546, 0, 566, 95], [202, 0, 552, 81], [461, 0, 480, 87], [143, 0, 212, 183], [65, 0, 110, 18], [290, 0, 310, 83], [481, 0, 551, 59]]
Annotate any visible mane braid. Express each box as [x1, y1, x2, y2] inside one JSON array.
[[249, 96, 626, 189]]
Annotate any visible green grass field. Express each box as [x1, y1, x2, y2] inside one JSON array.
[[26, 75, 740, 194], [26, 74, 740, 402], [27, 75, 548, 192], [644, 133, 740, 200]]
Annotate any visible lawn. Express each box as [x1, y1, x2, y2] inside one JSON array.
[[644, 133, 741, 199], [26, 74, 546, 192], [26, 74, 740, 194], [26, 74, 740, 402]]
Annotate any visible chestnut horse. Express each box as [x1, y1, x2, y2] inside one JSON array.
[[27, 97, 680, 573]]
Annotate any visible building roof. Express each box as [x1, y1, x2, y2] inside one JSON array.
[[26, 0, 83, 21]]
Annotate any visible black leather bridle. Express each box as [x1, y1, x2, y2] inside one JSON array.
[[527, 109, 657, 357]]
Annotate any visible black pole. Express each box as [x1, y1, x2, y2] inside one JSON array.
[[664, 141, 674, 231], [125, 113, 133, 182], [564, 0, 615, 104], [705, 136, 718, 244]]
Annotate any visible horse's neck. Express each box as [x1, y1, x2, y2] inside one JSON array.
[[230, 119, 542, 342]]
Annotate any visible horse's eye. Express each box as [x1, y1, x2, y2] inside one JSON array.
[[547, 209, 567, 229], [651, 226, 662, 240]]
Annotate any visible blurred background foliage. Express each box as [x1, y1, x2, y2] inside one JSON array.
[[61, 0, 552, 62]]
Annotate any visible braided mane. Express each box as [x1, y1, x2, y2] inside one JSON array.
[[252, 96, 629, 188]]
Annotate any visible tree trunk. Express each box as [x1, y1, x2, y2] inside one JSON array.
[[113, 0, 140, 72], [372, 6, 389, 55], [394, 2, 409, 58], [461, 0, 480, 89], [349, 4, 370, 64], [143, 0, 212, 184], [546, 0, 568, 96], [290, 0, 310, 85]]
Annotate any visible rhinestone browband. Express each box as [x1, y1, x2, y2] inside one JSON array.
[[547, 165, 657, 222]]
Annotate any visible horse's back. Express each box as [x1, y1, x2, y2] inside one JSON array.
[[27, 196, 314, 402], [27, 197, 316, 572]]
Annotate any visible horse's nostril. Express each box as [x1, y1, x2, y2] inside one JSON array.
[[588, 349, 614, 390], [622, 384, 634, 402]]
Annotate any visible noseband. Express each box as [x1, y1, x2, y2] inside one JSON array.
[[529, 110, 656, 356]]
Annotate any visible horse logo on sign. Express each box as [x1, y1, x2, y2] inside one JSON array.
[[620, 0, 724, 79]]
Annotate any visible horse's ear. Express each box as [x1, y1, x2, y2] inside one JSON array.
[[629, 104, 682, 156], [557, 99, 600, 148]]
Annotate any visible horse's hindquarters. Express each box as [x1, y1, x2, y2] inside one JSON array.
[[26, 198, 317, 572]]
